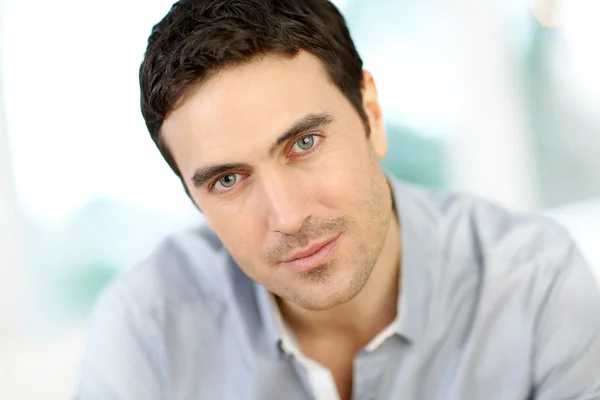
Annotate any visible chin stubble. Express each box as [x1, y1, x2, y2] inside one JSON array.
[[297, 260, 335, 282]]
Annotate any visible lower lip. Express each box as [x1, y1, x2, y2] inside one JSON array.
[[282, 235, 341, 272]]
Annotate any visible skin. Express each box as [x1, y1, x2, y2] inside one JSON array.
[[162, 51, 401, 400]]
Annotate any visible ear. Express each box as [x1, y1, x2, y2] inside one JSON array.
[[361, 70, 387, 159]]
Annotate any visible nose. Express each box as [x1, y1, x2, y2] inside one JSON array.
[[259, 171, 311, 235]]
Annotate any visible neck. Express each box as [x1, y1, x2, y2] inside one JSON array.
[[277, 212, 401, 349]]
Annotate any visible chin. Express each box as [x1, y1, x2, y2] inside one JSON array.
[[292, 269, 367, 310], [301, 290, 357, 311]]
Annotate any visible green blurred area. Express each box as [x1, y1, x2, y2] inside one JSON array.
[[383, 124, 447, 188], [56, 261, 117, 317]]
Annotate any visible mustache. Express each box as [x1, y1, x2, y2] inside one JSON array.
[[264, 216, 351, 264]]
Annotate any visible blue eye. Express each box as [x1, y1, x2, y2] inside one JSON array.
[[209, 173, 248, 195], [218, 174, 237, 188], [297, 135, 315, 150], [292, 134, 320, 153]]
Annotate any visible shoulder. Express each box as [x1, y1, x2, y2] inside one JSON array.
[[395, 181, 581, 276], [92, 224, 236, 323], [78, 225, 240, 397]]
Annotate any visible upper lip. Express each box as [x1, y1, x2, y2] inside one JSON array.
[[281, 234, 340, 263]]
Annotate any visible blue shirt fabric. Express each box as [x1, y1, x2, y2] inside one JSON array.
[[76, 176, 600, 400]]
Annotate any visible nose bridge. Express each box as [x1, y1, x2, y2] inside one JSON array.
[[259, 169, 310, 234]]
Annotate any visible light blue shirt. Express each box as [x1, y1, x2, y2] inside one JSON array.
[[76, 176, 600, 400]]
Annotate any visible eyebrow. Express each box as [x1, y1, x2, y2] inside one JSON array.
[[268, 112, 335, 155], [190, 112, 335, 189]]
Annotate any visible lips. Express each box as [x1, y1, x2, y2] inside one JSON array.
[[280, 234, 341, 272]]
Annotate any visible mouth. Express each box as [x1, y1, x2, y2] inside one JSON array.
[[280, 234, 341, 272]]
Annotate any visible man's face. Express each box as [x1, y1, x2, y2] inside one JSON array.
[[162, 51, 394, 310]]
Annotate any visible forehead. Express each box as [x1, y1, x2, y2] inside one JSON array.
[[161, 52, 347, 173]]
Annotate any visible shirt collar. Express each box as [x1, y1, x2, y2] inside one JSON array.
[[254, 173, 438, 351], [253, 280, 283, 356], [267, 294, 303, 356], [388, 174, 438, 343]]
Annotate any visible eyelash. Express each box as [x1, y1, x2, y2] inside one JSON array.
[[208, 133, 323, 195]]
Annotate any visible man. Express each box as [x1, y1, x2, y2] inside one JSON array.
[[76, 0, 600, 399]]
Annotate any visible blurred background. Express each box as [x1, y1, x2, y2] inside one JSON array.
[[0, 0, 598, 398]]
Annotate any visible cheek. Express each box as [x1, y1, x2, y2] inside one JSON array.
[[314, 143, 376, 210], [205, 211, 264, 266]]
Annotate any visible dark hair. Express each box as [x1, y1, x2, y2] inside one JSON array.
[[140, 0, 366, 178]]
